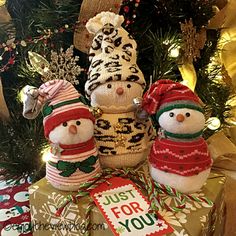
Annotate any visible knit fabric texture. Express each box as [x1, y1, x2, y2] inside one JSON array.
[[85, 11, 146, 98], [94, 111, 155, 167], [46, 138, 101, 187], [38, 79, 95, 138], [149, 137, 212, 176], [142, 79, 201, 115]]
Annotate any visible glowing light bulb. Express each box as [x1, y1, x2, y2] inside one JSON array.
[[0, 0, 6, 7], [28, 51, 50, 75], [18, 88, 27, 103], [207, 117, 221, 130], [41, 147, 51, 162], [169, 47, 180, 58]]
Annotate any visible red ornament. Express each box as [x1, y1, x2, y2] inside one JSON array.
[[8, 57, 15, 65], [124, 6, 130, 13], [126, 20, 131, 25]]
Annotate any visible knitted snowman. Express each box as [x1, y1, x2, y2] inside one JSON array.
[[85, 12, 155, 168], [23, 79, 101, 191], [142, 79, 212, 193]]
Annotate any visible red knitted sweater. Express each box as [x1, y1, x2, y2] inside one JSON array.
[[149, 137, 212, 176]]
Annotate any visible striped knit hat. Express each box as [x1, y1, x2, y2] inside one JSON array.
[[142, 79, 203, 119], [38, 80, 95, 138]]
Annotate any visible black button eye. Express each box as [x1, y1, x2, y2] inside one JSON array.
[[76, 121, 81, 126], [169, 112, 174, 117], [62, 122, 67, 127], [107, 84, 112, 89], [186, 112, 191, 117], [127, 84, 131, 88]]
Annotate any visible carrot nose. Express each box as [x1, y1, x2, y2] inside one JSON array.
[[176, 114, 185, 122], [116, 87, 124, 95], [69, 125, 77, 134]]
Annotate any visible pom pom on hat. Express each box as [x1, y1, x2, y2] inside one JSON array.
[[86, 11, 124, 35], [142, 79, 203, 117], [85, 11, 146, 98]]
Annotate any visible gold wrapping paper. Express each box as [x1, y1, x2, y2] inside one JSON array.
[[207, 128, 236, 236], [73, 0, 123, 53], [29, 169, 226, 236], [207, 128, 236, 172]]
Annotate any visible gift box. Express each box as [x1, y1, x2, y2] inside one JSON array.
[[29, 166, 226, 236], [207, 128, 236, 236]]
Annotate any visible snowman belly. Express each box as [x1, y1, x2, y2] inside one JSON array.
[[95, 112, 154, 155], [150, 165, 210, 193], [94, 111, 155, 167], [46, 147, 100, 190]]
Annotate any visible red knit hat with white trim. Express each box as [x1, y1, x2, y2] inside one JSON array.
[[142, 79, 203, 118], [38, 80, 95, 138]]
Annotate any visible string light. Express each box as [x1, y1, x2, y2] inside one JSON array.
[[121, 0, 140, 28], [0, 23, 74, 73], [169, 46, 180, 58], [207, 117, 221, 130], [41, 146, 51, 162], [28, 51, 50, 75]]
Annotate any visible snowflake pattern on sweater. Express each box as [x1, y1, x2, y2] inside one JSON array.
[[149, 137, 213, 176]]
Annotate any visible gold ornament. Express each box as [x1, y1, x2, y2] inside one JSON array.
[[0, 0, 6, 7], [28, 46, 82, 85], [114, 122, 124, 132], [114, 134, 127, 147], [221, 65, 233, 87], [180, 19, 207, 64], [178, 63, 197, 91], [50, 143, 64, 157], [91, 107, 103, 118]]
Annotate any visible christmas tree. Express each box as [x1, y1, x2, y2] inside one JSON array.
[[0, 0, 233, 182]]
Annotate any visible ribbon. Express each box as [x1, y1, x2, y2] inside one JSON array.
[[48, 155, 98, 177], [55, 168, 213, 218]]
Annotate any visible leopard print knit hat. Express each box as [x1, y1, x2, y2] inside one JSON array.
[[85, 11, 146, 98]]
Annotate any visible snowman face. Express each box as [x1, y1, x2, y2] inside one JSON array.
[[0, 209, 12, 221], [0, 207, 22, 221], [49, 119, 94, 145], [14, 191, 29, 202], [90, 81, 143, 112], [159, 108, 205, 134]]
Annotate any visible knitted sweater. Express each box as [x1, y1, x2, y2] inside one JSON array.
[[94, 111, 155, 156], [149, 137, 212, 176], [46, 138, 101, 186]]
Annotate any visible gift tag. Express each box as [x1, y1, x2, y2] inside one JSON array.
[[90, 177, 173, 236]]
